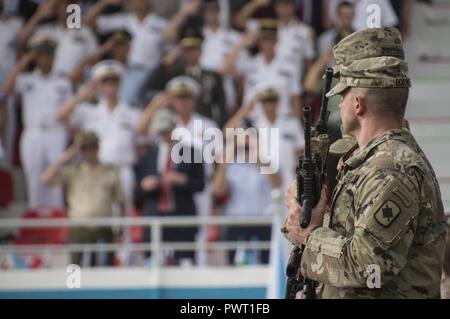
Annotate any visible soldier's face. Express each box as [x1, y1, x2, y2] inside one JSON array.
[[340, 88, 358, 134], [259, 38, 277, 55], [338, 6, 355, 30], [81, 145, 98, 163], [35, 52, 54, 73], [275, 1, 295, 19], [183, 47, 201, 65], [172, 96, 195, 118], [261, 99, 278, 116], [112, 42, 130, 62], [128, 0, 149, 13], [98, 76, 121, 98], [203, 5, 220, 24]]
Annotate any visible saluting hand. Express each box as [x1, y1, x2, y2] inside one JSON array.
[[240, 31, 259, 49], [181, 0, 202, 16], [17, 51, 37, 70], [60, 139, 81, 163], [35, 0, 57, 19], [147, 92, 172, 111], [104, 0, 123, 6], [254, 0, 271, 7], [75, 79, 99, 102]]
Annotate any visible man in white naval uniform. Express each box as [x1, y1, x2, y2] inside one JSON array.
[[200, 0, 241, 112], [274, 0, 315, 75], [1, 32, 72, 208], [224, 19, 302, 121]]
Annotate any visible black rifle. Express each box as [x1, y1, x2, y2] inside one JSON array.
[[284, 67, 333, 299]]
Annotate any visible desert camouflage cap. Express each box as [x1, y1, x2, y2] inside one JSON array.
[[258, 19, 278, 39], [326, 27, 411, 97], [77, 131, 99, 148], [334, 27, 405, 66]]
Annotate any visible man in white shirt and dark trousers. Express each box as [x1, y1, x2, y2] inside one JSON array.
[[57, 60, 142, 215], [138, 76, 219, 265], [135, 108, 205, 265], [1, 32, 72, 209], [212, 123, 282, 265], [224, 81, 304, 192]]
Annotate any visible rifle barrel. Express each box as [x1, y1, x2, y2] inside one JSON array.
[[317, 67, 334, 133], [303, 106, 312, 160]]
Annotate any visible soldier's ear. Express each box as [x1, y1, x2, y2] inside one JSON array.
[[353, 94, 366, 116]]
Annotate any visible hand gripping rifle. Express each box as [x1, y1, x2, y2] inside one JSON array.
[[284, 67, 333, 299]]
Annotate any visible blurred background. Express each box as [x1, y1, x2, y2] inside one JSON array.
[[0, 0, 449, 299]]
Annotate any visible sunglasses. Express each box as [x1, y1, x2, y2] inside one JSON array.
[[101, 76, 120, 84], [81, 145, 98, 151]]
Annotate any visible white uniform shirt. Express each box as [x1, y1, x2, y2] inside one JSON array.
[[318, 29, 337, 56], [277, 19, 315, 67], [224, 163, 273, 216], [96, 13, 168, 70], [254, 115, 304, 191], [71, 100, 142, 166], [238, 53, 302, 119], [37, 24, 98, 76], [174, 113, 219, 179], [16, 70, 72, 128], [175, 113, 218, 152], [200, 26, 241, 72], [157, 141, 170, 173], [328, 0, 398, 31], [0, 16, 23, 80]]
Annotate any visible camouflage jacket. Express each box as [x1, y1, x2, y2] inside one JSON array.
[[300, 128, 447, 298]]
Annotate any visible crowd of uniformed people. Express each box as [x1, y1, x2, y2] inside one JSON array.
[[0, 0, 407, 267]]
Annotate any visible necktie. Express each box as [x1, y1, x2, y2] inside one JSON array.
[[158, 151, 173, 213]]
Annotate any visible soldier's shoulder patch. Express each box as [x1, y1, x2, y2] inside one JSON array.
[[374, 200, 401, 227]]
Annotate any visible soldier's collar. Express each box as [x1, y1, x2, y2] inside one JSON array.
[[79, 163, 90, 173], [341, 142, 359, 163], [344, 128, 409, 168], [186, 65, 201, 75]]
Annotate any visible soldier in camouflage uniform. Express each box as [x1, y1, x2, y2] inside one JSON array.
[[282, 27, 447, 298]]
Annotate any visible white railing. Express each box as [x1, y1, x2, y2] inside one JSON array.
[[0, 215, 275, 267]]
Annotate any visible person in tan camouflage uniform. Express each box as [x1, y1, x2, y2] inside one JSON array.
[[282, 27, 447, 298], [442, 227, 450, 298]]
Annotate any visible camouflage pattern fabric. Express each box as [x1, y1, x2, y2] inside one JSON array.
[[326, 27, 411, 97], [300, 129, 447, 298]]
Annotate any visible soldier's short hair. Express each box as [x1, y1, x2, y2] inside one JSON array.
[[351, 87, 409, 118]]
